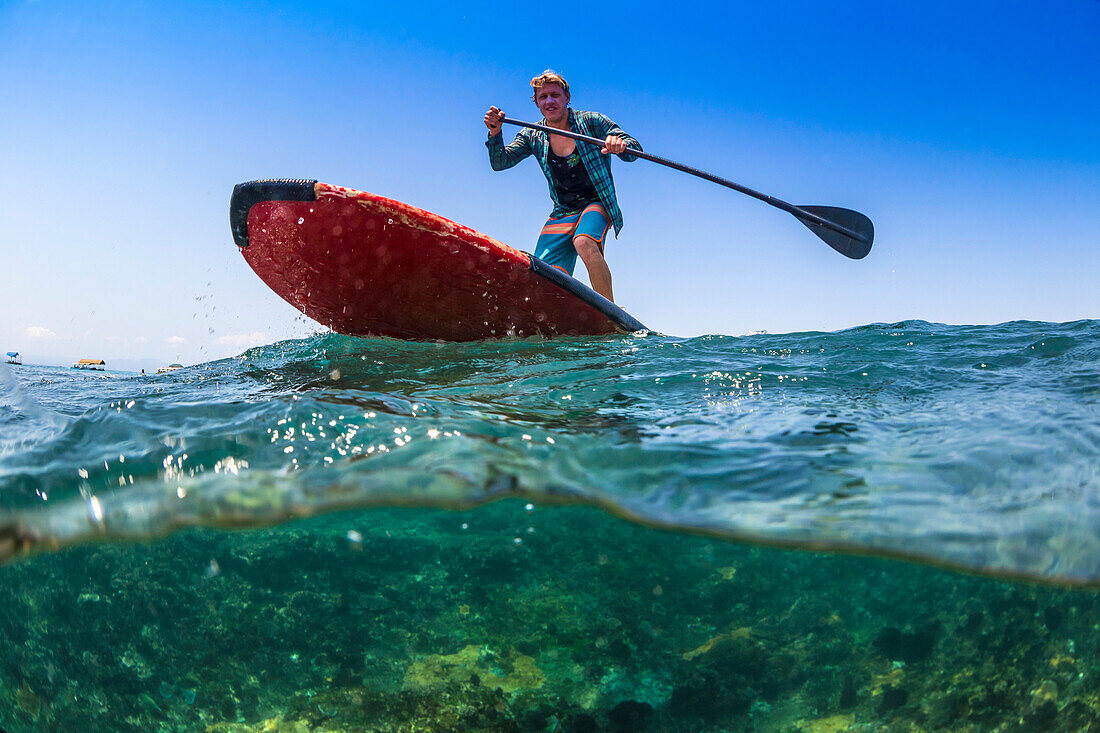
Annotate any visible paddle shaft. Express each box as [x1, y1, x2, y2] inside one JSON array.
[[501, 117, 868, 244]]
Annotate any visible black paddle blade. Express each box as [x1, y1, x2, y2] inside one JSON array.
[[796, 206, 874, 259]]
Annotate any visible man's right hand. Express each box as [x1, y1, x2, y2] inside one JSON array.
[[484, 106, 505, 136]]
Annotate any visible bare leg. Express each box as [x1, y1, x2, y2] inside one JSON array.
[[573, 235, 614, 302]]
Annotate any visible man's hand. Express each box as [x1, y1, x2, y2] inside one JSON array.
[[484, 106, 505, 136], [601, 135, 627, 155]]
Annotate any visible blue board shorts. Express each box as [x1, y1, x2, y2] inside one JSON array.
[[533, 202, 611, 275]]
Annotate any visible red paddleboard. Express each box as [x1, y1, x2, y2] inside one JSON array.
[[230, 180, 646, 341]]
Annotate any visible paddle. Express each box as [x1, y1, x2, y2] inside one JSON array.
[[501, 117, 874, 260]]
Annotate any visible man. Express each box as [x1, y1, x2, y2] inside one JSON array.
[[484, 70, 640, 303]]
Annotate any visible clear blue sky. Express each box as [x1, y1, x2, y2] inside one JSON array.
[[1, 0, 1097, 367]]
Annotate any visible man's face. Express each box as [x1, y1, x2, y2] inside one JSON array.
[[534, 83, 569, 123]]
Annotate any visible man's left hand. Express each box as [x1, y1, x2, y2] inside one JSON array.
[[601, 135, 627, 155]]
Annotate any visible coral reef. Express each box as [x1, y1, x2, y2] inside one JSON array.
[[1, 501, 1099, 731]]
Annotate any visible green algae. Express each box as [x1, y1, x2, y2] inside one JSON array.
[[1, 501, 1099, 732]]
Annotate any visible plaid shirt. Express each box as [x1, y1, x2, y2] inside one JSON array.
[[486, 108, 641, 236]]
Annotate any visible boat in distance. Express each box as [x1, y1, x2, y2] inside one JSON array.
[[230, 179, 646, 341], [72, 359, 106, 370]]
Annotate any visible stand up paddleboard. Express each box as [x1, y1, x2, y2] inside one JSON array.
[[230, 180, 646, 341]]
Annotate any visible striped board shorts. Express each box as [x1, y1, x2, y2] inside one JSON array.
[[533, 202, 611, 275]]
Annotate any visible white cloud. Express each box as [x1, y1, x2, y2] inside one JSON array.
[[25, 326, 57, 339], [165, 336, 188, 345], [216, 332, 268, 348], [133, 336, 150, 344]]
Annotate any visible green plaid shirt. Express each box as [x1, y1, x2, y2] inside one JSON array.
[[486, 108, 641, 236]]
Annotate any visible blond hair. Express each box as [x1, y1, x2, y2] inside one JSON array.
[[530, 70, 570, 102]]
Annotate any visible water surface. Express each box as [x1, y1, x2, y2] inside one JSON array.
[[3, 319, 1098, 582]]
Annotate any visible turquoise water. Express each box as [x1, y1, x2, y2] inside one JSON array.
[[2, 320, 1099, 731]]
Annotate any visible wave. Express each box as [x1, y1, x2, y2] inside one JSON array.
[[2, 320, 1099, 583]]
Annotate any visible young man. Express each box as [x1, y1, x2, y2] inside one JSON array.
[[484, 70, 640, 303]]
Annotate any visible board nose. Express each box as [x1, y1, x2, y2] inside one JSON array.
[[230, 179, 319, 248]]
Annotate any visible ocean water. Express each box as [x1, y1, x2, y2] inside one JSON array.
[[1, 319, 1099, 731]]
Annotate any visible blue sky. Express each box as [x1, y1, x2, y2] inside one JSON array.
[[1, 0, 1097, 367]]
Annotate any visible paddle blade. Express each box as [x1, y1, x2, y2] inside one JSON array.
[[796, 206, 874, 259]]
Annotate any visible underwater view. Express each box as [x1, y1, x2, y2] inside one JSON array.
[[2, 319, 1100, 731]]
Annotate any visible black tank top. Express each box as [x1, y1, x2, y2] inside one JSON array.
[[548, 144, 600, 212]]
